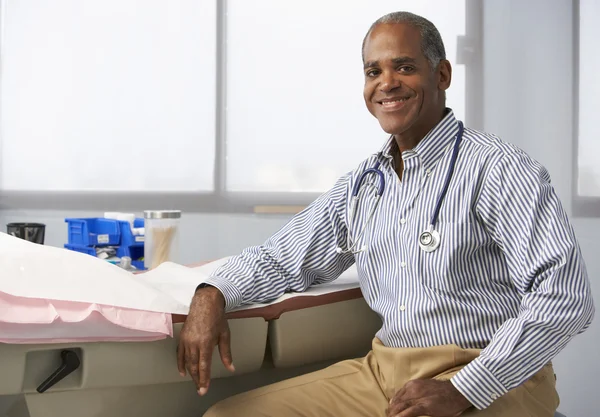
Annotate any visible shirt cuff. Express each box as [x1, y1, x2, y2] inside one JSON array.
[[450, 358, 508, 410], [199, 276, 244, 312]]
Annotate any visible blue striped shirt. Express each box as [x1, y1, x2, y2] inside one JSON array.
[[205, 109, 595, 410]]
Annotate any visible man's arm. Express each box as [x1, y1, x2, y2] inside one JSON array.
[[202, 173, 356, 311], [450, 150, 595, 410]]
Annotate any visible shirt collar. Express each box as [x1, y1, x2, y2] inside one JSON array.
[[377, 109, 461, 171], [379, 135, 396, 161]]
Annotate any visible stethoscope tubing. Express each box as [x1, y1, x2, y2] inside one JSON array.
[[340, 121, 464, 255]]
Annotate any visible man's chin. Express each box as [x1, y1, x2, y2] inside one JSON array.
[[378, 121, 409, 136]]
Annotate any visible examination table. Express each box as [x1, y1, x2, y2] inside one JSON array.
[[0, 262, 382, 417]]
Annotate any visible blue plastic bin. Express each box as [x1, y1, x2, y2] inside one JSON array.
[[115, 218, 146, 270], [65, 218, 120, 246], [117, 218, 145, 247], [64, 217, 146, 271], [63, 244, 97, 257]]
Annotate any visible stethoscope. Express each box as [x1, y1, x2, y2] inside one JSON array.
[[336, 121, 464, 255]]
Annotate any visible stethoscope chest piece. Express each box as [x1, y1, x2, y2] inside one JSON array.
[[419, 227, 441, 253]]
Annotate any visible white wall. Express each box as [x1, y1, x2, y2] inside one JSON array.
[[483, 1, 598, 416]]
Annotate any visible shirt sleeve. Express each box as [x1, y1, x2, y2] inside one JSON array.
[[201, 173, 356, 311], [450, 150, 595, 409]]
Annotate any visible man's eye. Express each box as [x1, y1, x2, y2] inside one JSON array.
[[399, 66, 414, 73], [366, 69, 380, 77]]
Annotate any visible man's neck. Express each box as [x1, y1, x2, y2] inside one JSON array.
[[394, 108, 446, 153]]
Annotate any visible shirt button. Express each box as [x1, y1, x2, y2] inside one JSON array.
[[400, 218, 406, 224], [400, 305, 406, 311], [425, 168, 432, 176], [491, 393, 499, 400], [400, 261, 406, 268]]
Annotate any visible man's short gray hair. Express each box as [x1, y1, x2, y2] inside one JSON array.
[[362, 11, 446, 70]]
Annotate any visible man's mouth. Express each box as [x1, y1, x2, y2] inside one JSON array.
[[377, 97, 410, 111]]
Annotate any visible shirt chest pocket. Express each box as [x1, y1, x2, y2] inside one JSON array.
[[417, 220, 474, 292]]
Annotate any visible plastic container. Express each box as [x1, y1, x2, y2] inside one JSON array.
[[63, 216, 147, 271], [65, 218, 120, 246], [7, 223, 46, 244], [63, 244, 97, 257], [144, 210, 181, 269]]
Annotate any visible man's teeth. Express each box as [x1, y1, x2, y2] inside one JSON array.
[[382, 98, 407, 104]]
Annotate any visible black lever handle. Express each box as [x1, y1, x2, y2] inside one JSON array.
[[36, 350, 81, 393]]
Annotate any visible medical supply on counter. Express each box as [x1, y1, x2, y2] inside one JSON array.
[[64, 216, 146, 270], [336, 121, 464, 255], [144, 210, 181, 270], [118, 256, 138, 271], [95, 246, 117, 260], [6, 223, 46, 244]]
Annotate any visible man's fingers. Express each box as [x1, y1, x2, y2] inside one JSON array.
[[392, 380, 421, 404], [198, 349, 212, 396], [185, 349, 200, 390], [176, 343, 186, 376], [389, 387, 406, 405], [387, 399, 414, 417], [218, 329, 235, 372], [394, 404, 427, 417]]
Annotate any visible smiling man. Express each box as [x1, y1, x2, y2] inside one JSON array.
[[180, 11, 594, 417], [362, 21, 451, 163]]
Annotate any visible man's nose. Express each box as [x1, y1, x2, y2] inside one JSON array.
[[379, 71, 400, 92]]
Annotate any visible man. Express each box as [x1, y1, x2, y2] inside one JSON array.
[[177, 11, 594, 417]]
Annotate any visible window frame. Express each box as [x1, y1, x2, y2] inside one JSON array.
[[0, 0, 483, 213], [571, 0, 599, 218]]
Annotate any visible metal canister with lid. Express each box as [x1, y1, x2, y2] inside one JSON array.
[[143, 210, 181, 269]]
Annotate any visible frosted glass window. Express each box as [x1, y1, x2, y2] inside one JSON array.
[[0, 0, 216, 192], [226, 0, 466, 192], [577, 0, 600, 197]]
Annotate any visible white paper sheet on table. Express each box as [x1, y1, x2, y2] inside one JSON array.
[[145, 258, 362, 313], [0, 232, 361, 317], [0, 232, 198, 315]]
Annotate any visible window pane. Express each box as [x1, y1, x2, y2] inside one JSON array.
[[0, 0, 216, 192], [226, 0, 466, 192], [577, 0, 600, 197]]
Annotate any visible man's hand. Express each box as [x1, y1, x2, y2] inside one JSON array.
[[386, 379, 473, 417], [177, 286, 235, 396]]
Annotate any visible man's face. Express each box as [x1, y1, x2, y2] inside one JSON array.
[[362, 23, 451, 137]]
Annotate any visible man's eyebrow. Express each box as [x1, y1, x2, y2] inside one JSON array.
[[392, 56, 417, 65], [363, 60, 379, 69], [363, 56, 417, 69]]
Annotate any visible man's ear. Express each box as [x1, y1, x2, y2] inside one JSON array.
[[437, 59, 452, 91]]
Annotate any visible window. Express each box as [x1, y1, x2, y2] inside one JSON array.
[[225, 0, 467, 193], [0, 0, 477, 211], [0, 0, 216, 192], [574, 0, 600, 216]]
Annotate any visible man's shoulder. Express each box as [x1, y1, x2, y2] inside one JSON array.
[[462, 127, 520, 157], [462, 127, 543, 166], [462, 126, 550, 181]]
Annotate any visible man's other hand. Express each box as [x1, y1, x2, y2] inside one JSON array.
[[176, 286, 235, 396], [387, 379, 473, 417]]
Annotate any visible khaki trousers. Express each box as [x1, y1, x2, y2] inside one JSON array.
[[204, 338, 559, 417]]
